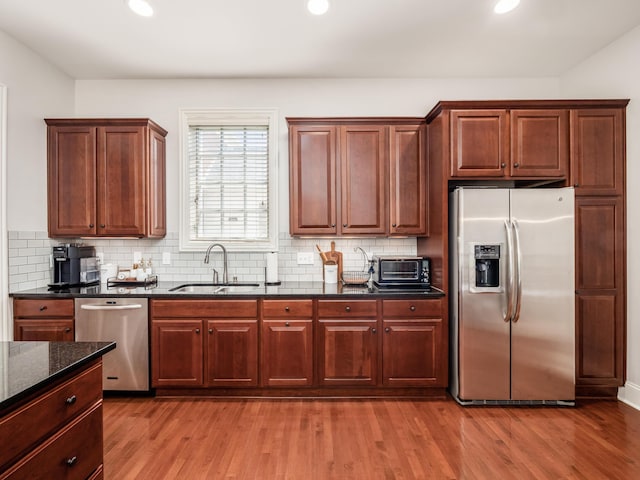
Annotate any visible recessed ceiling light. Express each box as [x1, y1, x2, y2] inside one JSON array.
[[494, 0, 520, 14], [127, 0, 154, 17], [307, 0, 330, 16]]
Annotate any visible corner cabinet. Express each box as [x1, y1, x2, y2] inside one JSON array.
[[46, 118, 167, 238], [287, 118, 427, 237]]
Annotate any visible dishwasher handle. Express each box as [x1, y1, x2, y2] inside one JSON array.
[[80, 304, 143, 311]]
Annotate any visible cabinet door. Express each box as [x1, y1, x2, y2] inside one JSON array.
[[205, 320, 258, 387], [261, 320, 313, 386], [151, 320, 203, 387], [389, 124, 427, 236], [575, 197, 625, 389], [148, 127, 167, 237], [339, 125, 387, 234], [317, 320, 378, 386], [382, 319, 444, 387], [510, 109, 569, 178], [47, 126, 97, 237], [571, 108, 625, 196], [14, 320, 74, 341], [450, 110, 508, 177], [289, 126, 338, 235], [97, 126, 146, 236]]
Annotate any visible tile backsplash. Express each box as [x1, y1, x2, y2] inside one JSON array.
[[8, 231, 417, 292]]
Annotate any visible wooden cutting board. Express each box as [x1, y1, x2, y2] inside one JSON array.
[[323, 241, 343, 279]]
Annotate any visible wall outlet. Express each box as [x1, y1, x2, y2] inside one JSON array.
[[297, 251, 315, 265], [162, 252, 171, 265], [133, 251, 142, 264], [96, 252, 104, 265]]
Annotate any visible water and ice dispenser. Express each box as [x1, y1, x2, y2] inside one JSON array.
[[471, 244, 501, 292]]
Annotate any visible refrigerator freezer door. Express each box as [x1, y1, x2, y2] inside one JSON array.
[[454, 188, 511, 400], [510, 188, 575, 400]]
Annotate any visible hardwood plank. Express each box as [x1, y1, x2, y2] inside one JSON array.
[[103, 398, 640, 479]]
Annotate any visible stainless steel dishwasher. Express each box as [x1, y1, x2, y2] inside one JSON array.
[[75, 298, 149, 391]]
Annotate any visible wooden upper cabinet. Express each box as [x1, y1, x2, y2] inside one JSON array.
[[46, 118, 167, 238], [289, 125, 338, 235], [450, 109, 508, 177], [510, 109, 569, 178], [570, 108, 625, 196], [389, 124, 427, 235], [339, 125, 386, 235], [287, 118, 427, 237]]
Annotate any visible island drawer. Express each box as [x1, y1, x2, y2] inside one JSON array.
[[13, 299, 74, 318], [0, 361, 102, 470], [262, 300, 313, 318]]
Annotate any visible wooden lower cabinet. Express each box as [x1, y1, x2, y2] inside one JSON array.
[[261, 300, 314, 387], [13, 298, 74, 341], [151, 300, 259, 388]]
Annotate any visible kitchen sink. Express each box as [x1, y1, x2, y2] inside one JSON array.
[[168, 283, 262, 294]]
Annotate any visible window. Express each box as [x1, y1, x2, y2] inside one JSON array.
[[179, 109, 278, 252]]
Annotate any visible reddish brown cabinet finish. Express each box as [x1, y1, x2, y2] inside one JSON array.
[[288, 118, 427, 237], [261, 300, 314, 387], [151, 300, 259, 389], [13, 298, 74, 341], [449, 107, 568, 178], [381, 299, 446, 387], [46, 118, 167, 238]]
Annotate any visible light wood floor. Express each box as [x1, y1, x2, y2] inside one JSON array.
[[103, 396, 640, 479]]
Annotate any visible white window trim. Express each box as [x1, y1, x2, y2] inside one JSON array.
[[178, 108, 279, 252]]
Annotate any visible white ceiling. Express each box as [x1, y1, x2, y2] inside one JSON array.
[[1, 0, 640, 79]]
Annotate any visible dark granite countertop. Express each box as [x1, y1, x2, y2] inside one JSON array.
[[0, 341, 116, 412], [10, 281, 445, 299]]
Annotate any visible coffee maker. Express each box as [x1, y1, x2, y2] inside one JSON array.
[[50, 245, 100, 288]]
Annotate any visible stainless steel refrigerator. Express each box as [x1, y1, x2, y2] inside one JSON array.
[[450, 187, 575, 405]]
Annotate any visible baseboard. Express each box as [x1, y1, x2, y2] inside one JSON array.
[[618, 381, 640, 411]]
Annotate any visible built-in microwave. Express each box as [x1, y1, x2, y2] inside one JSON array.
[[372, 256, 431, 288]]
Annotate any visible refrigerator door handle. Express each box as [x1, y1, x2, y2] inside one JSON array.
[[512, 219, 523, 323], [504, 219, 515, 322]]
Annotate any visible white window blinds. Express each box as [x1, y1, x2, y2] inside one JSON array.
[[188, 125, 269, 241]]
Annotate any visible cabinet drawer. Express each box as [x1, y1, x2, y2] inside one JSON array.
[[151, 299, 258, 318], [13, 299, 74, 318], [0, 362, 102, 470], [317, 300, 377, 318], [382, 299, 442, 318], [1, 402, 103, 480], [263, 300, 313, 319]]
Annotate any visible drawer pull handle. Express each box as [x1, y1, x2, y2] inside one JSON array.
[[345, 306, 351, 312], [410, 305, 416, 312], [208, 328, 213, 334], [285, 322, 290, 327], [385, 327, 390, 333], [66, 456, 78, 467], [285, 306, 290, 312], [65, 395, 77, 405], [195, 328, 200, 334], [64, 327, 71, 333], [372, 328, 377, 334], [39, 305, 47, 311]]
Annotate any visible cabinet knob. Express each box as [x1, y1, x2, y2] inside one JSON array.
[[100, 224, 106, 228], [385, 327, 390, 333], [372, 328, 377, 334], [66, 456, 78, 467], [410, 305, 416, 312], [501, 163, 506, 168], [285, 306, 290, 312], [208, 328, 213, 334], [39, 305, 47, 311], [285, 322, 290, 327], [345, 306, 351, 312], [331, 224, 336, 228], [343, 224, 347, 228], [574, 183, 580, 188], [195, 328, 200, 334], [514, 163, 520, 168], [392, 223, 397, 228], [89, 223, 94, 228], [64, 327, 71, 333], [65, 395, 77, 405]]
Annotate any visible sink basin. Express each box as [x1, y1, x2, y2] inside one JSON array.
[[169, 283, 261, 294]]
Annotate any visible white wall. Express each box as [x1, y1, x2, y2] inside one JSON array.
[[560, 24, 640, 409]]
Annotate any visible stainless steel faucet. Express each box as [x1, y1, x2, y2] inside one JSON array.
[[203, 243, 228, 284]]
